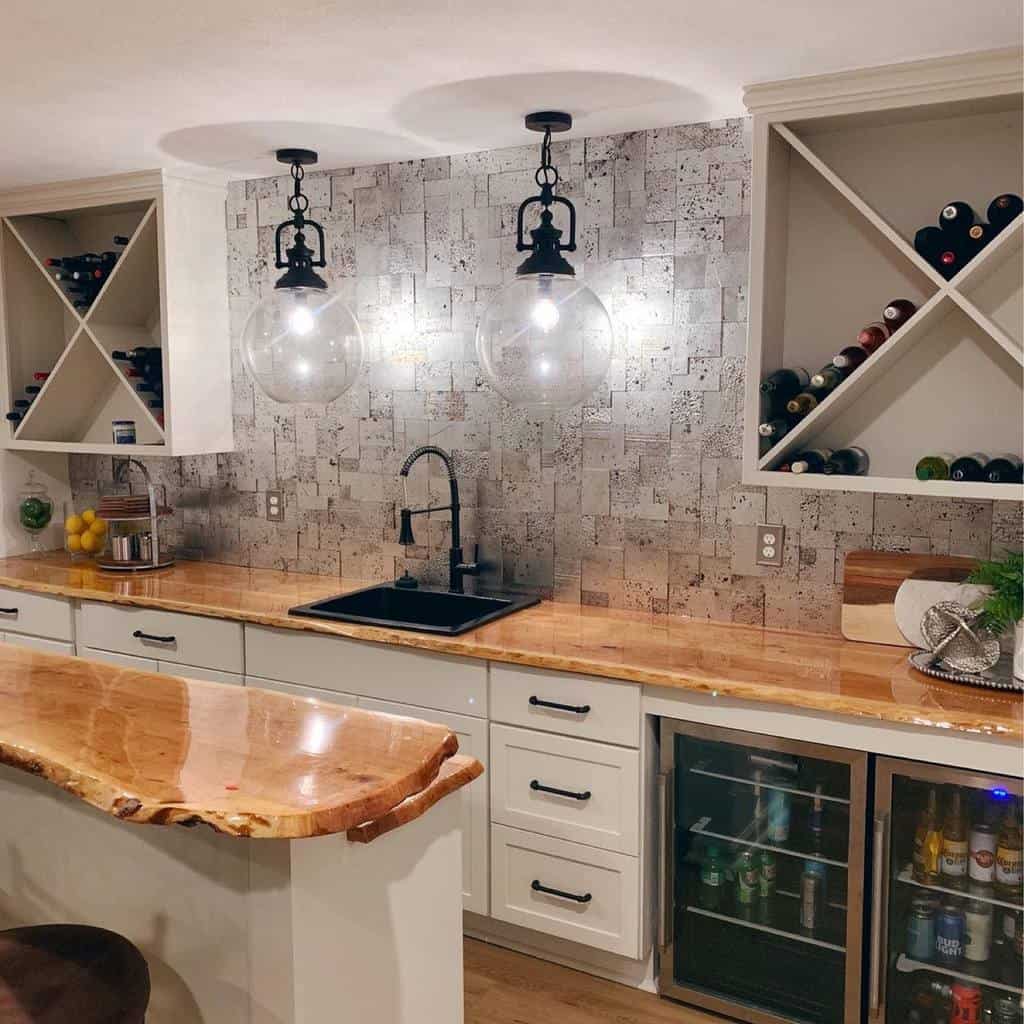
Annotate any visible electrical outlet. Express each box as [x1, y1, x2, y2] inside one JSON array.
[[265, 490, 284, 523], [755, 524, 785, 567]]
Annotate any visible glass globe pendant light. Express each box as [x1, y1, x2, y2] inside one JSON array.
[[241, 148, 364, 404], [476, 112, 613, 411]]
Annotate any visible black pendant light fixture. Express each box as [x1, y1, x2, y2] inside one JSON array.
[[475, 112, 614, 410], [240, 148, 364, 404]]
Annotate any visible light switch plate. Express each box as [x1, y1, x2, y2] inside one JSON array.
[[265, 490, 284, 522], [755, 524, 785, 567]]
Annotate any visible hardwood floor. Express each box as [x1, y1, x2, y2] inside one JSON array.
[[464, 938, 724, 1024]]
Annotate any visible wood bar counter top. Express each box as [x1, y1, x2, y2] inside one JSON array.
[[0, 553, 1020, 740], [0, 642, 481, 838]]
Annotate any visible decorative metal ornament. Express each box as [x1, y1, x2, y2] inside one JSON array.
[[474, 111, 614, 411], [240, 148, 364, 405], [920, 600, 1001, 674]]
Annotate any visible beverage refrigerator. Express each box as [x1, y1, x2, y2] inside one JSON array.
[[657, 722, 1024, 1024]]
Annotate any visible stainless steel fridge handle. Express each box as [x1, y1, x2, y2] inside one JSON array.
[[657, 771, 670, 952], [869, 810, 889, 1017]]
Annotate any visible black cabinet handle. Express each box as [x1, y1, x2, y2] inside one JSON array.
[[132, 629, 176, 644], [531, 780, 591, 801], [0, 607, 17, 615], [531, 880, 592, 903], [529, 696, 591, 715]]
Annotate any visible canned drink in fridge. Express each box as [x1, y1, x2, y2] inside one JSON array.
[[758, 851, 776, 899], [949, 981, 982, 1024], [906, 895, 937, 961], [800, 870, 821, 930], [737, 850, 758, 905], [803, 858, 828, 904], [969, 823, 998, 884], [936, 903, 966, 965], [766, 785, 790, 843], [963, 900, 992, 963]]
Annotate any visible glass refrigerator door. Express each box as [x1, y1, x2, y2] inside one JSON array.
[[659, 721, 868, 1024], [873, 760, 1024, 1024]]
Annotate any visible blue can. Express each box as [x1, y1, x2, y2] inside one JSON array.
[[906, 896, 937, 961], [803, 859, 828, 904], [935, 903, 965, 965]]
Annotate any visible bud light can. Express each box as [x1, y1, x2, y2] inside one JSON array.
[[936, 903, 966, 965]]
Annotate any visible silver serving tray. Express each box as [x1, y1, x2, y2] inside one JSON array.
[[909, 650, 1022, 692]]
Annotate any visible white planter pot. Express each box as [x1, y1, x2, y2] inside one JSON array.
[[1014, 621, 1024, 682]]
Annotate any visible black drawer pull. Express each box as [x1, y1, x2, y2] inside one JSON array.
[[531, 780, 591, 801], [529, 696, 591, 715], [531, 880, 592, 903], [132, 629, 176, 644], [0, 607, 18, 615]]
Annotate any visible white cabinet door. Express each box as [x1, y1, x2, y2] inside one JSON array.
[[359, 696, 489, 916], [1, 632, 74, 656], [246, 676, 359, 707], [489, 724, 640, 855], [79, 647, 159, 672], [245, 625, 487, 717], [158, 663, 243, 687]]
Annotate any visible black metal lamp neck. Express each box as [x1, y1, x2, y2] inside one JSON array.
[[515, 116, 577, 278], [273, 150, 328, 290]]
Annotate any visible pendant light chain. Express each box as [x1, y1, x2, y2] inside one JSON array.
[[536, 127, 559, 191], [288, 159, 310, 220]]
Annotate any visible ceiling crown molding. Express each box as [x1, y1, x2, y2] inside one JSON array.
[[743, 47, 1023, 119]]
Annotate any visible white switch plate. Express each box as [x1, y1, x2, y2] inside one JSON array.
[[265, 490, 284, 522], [755, 524, 785, 567]]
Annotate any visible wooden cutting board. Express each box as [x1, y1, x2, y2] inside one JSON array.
[[841, 551, 978, 647]]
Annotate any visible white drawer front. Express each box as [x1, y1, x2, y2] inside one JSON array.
[[245, 625, 487, 718], [159, 664, 243, 687], [80, 648, 159, 672], [0, 587, 73, 642], [1, 633, 74, 656], [246, 676, 358, 707], [489, 664, 640, 747], [360, 697, 489, 916], [490, 824, 639, 958], [490, 724, 639, 855], [80, 602, 243, 673]]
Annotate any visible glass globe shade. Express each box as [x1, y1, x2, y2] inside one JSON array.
[[475, 273, 614, 410], [240, 286, 364, 404]]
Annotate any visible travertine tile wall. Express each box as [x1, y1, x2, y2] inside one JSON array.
[[68, 118, 1022, 634]]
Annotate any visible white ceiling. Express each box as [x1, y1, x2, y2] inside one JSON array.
[[1, 0, 1020, 190]]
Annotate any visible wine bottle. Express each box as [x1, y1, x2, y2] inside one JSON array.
[[985, 455, 1023, 484], [24, 385, 41, 395], [882, 299, 917, 332], [857, 322, 890, 354], [148, 399, 164, 410], [915, 454, 953, 481], [113, 234, 131, 246], [790, 449, 832, 475], [832, 346, 869, 372], [939, 201, 976, 236], [823, 447, 869, 476], [13, 399, 31, 410], [966, 222, 993, 255], [914, 226, 944, 261], [950, 453, 989, 482], [758, 418, 792, 440], [934, 240, 966, 280], [760, 367, 809, 402], [33, 372, 49, 382], [785, 392, 818, 418], [988, 194, 1023, 231], [809, 365, 845, 392], [5, 412, 21, 423]]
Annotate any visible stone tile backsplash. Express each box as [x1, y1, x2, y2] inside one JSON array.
[[68, 118, 1022, 634]]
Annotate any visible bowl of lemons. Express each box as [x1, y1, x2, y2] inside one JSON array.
[[65, 508, 108, 560]]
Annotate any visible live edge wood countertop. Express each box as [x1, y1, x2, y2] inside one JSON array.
[[0, 553, 1020, 741], [0, 642, 482, 839]]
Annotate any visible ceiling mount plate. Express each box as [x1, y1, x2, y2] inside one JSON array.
[[275, 147, 319, 166], [525, 111, 573, 134]]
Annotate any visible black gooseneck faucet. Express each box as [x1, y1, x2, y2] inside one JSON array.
[[398, 445, 480, 594]]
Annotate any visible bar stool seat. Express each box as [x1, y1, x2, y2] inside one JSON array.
[[0, 924, 150, 1024]]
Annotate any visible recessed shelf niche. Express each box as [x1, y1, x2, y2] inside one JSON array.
[[743, 49, 1024, 500]]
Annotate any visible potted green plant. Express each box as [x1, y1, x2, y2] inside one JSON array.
[[968, 550, 1024, 681]]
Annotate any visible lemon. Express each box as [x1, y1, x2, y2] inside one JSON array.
[[65, 514, 84, 535], [80, 530, 99, 554], [66, 533, 83, 553], [88, 517, 107, 536], [82, 509, 96, 525]]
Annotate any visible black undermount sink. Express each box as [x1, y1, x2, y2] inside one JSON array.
[[289, 583, 540, 636]]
